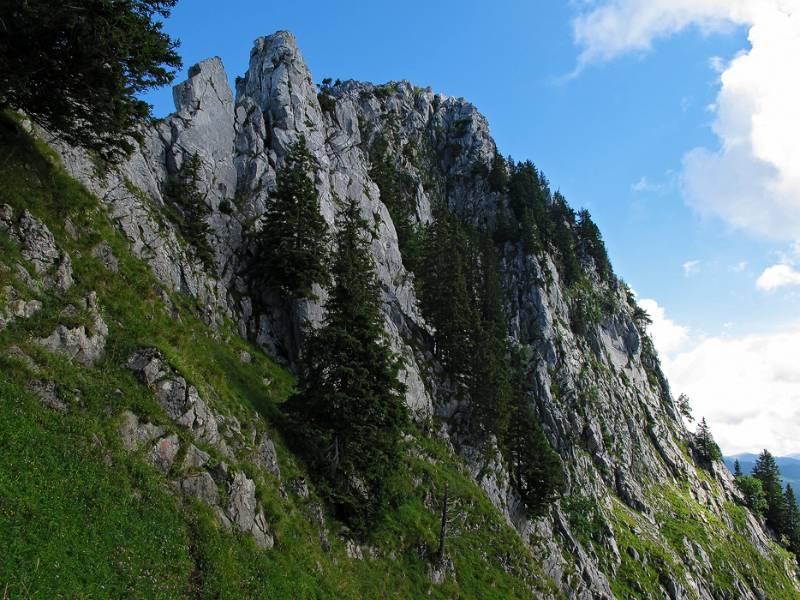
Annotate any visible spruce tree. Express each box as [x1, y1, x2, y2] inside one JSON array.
[[784, 484, 800, 554], [753, 450, 788, 537], [694, 418, 722, 465], [734, 459, 742, 478], [283, 196, 407, 531], [503, 350, 564, 515], [736, 475, 768, 517], [164, 152, 214, 269], [254, 135, 329, 298], [417, 204, 477, 379], [576, 209, 612, 281], [468, 236, 512, 437], [0, 0, 181, 159]]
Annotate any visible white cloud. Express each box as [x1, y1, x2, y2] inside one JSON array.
[[664, 326, 800, 455], [730, 260, 748, 272], [682, 259, 701, 275], [756, 263, 800, 291], [638, 298, 690, 355], [642, 298, 800, 455], [573, 1, 800, 241]]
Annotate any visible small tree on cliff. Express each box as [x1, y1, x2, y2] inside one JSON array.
[[254, 136, 329, 298], [753, 450, 788, 537], [283, 197, 407, 531], [694, 418, 722, 465], [0, 0, 181, 159]]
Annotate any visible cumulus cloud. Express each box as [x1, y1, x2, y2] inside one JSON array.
[[638, 298, 690, 355], [664, 327, 800, 455], [642, 298, 800, 455], [574, 0, 800, 241], [756, 263, 800, 291]]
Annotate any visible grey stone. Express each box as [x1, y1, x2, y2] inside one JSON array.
[[177, 471, 219, 506], [118, 411, 165, 452], [91, 240, 119, 272], [148, 434, 180, 474], [227, 472, 274, 548], [28, 379, 66, 412], [182, 444, 211, 469], [254, 432, 280, 478], [37, 301, 108, 366]]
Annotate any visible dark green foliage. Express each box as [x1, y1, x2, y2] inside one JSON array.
[[163, 152, 214, 269], [784, 484, 800, 555], [0, 0, 181, 160], [283, 197, 408, 532], [576, 209, 612, 282], [694, 418, 723, 466], [317, 77, 337, 113], [676, 393, 694, 422], [549, 192, 582, 286], [488, 152, 508, 193], [503, 351, 564, 514], [416, 204, 562, 516], [736, 475, 768, 517], [368, 135, 422, 270], [417, 204, 478, 379], [753, 450, 788, 537], [467, 237, 512, 437], [253, 136, 329, 298]]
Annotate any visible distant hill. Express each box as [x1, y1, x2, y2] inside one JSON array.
[[724, 454, 800, 499]]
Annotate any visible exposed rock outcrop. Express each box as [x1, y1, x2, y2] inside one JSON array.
[[42, 30, 799, 598]]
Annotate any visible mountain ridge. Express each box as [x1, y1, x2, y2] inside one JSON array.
[[1, 29, 798, 599]]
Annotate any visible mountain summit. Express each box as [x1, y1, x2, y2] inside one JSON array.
[[1, 30, 798, 599]]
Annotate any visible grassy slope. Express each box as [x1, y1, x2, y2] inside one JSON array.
[[0, 115, 557, 599]]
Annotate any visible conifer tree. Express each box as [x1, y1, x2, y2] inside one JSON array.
[[0, 0, 181, 159], [488, 152, 509, 193], [753, 450, 788, 537], [784, 484, 800, 554], [694, 417, 722, 465], [417, 204, 477, 379], [254, 136, 329, 298], [736, 475, 768, 517], [576, 209, 612, 281], [503, 350, 564, 515], [468, 236, 512, 437], [283, 196, 407, 531], [734, 459, 742, 478], [164, 152, 214, 268]]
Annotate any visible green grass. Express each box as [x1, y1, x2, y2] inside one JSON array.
[[0, 112, 558, 598], [608, 483, 799, 599]]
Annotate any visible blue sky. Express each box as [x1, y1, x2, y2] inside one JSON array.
[[143, 0, 800, 455]]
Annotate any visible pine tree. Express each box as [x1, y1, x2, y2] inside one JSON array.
[[676, 393, 694, 423], [734, 459, 742, 478], [784, 484, 800, 554], [164, 152, 214, 269], [694, 417, 722, 465], [488, 152, 509, 193], [736, 475, 768, 517], [254, 136, 329, 298], [417, 204, 477, 379], [283, 196, 407, 531], [575, 209, 612, 281], [468, 236, 512, 437], [0, 0, 182, 159], [753, 450, 788, 537], [503, 350, 564, 515]]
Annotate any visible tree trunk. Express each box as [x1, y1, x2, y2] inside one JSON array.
[[436, 483, 448, 564]]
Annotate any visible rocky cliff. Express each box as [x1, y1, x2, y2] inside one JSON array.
[[1, 30, 798, 599]]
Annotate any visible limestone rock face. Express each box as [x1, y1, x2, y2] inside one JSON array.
[[46, 30, 799, 598], [0, 204, 73, 292], [37, 292, 108, 365]]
